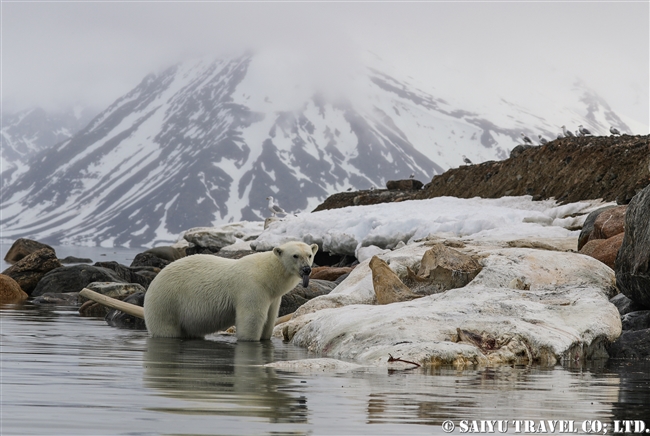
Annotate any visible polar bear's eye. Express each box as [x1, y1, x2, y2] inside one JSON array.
[[293, 254, 298, 259]]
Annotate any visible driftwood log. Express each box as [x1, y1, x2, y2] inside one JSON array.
[[79, 288, 294, 326]]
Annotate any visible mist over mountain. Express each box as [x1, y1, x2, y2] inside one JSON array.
[[0, 53, 635, 248], [1, 107, 96, 186]]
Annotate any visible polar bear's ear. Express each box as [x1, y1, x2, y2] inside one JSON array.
[[273, 247, 283, 258], [310, 244, 319, 255]]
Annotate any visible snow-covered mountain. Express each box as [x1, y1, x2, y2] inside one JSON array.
[[0, 53, 636, 247], [1, 107, 95, 186]]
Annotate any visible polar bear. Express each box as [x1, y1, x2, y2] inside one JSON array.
[[143, 241, 318, 341]]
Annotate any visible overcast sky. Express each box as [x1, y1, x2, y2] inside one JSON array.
[[2, 1, 648, 129]]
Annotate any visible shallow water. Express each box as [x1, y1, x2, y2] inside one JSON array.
[[2, 303, 650, 436], [0, 243, 143, 272]]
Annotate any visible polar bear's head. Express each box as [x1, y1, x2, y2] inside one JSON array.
[[273, 241, 319, 287]]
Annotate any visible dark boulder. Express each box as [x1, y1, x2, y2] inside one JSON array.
[[578, 205, 617, 251], [105, 292, 146, 330], [386, 179, 423, 191], [142, 246, 186, 262], [78, 299, 107, 317], [79, 283, 145, 318], [279, 279, 337, 316], [621, 311, 650, 331], [130, 252, 171, 269], [607, 329, 650, 359], [59, 256, 93, 264], [3, 238, 55, 264], [32, 265, 126, 297], [509, 144, 534, 158], [2, 248, 63, 295], [616, 185, 650, 308], [94, 261, 159, 289], [610, 293, 647, 316]]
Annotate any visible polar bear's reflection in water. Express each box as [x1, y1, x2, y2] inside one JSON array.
[[143, 337, 307, 422]]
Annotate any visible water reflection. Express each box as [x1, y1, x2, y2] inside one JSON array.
[[143, 337, 308, 423], [364, 364, 622, 426], [3, 304, 650, 435], [606, 360, 650, 421]]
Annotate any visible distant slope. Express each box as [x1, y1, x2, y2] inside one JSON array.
[[0, 53, 641, 247]]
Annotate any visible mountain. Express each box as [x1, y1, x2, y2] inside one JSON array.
[[1, 107, 96, 186], [0, 53, 637, 248]]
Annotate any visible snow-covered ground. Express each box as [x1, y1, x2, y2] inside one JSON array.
[[251, 195, 613, 258]]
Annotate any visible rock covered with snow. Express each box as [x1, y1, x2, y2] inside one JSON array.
[[276, 237, 621, 367], [180, 221, 264, 252]]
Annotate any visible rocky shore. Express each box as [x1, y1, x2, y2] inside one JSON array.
[[314, 134, 650, 211], [1, 134, 649, 368]]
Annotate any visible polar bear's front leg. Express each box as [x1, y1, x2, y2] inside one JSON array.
[[260, 298, 282, 340], [235, 306, 269, 341]]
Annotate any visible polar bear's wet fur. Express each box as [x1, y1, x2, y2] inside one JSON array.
[[144, 241, 318, 341]]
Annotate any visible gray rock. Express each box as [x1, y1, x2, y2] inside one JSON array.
[[79, 283, 146, 318], [32, 265, 126, 297], [94, 261, 157, 289], [3, 238, 55, 264], [621, 311, 650, 331], [610, 293, 646, 316], [402, 244, 482, 294], [184, 229, 236, 251], [32, 292, 80, 305], [130, 252, 170, 269], [509, 144, 534, 159], [80, 282, 146, 301], [616, 185, 650, 308], [142, 246, 186, 262], [279, 279, 337, 316], [606, 329, 650, 359], [105, 291, 146, 330], [59, 256, 93, 264]]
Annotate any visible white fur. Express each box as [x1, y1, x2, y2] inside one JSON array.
[[143, 241, 318, 341]]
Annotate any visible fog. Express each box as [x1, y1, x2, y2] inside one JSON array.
[[2, 1, 648, 128]]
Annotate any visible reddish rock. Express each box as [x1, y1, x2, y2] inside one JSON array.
[[590, 205, 627, 241], [0, 274, 28, 304], [4, 238, 55, 264], [578, 206, 617, 250], [579, 232, 625, 269], [2, 248, 62, 295], [310, 266, 354, 281]]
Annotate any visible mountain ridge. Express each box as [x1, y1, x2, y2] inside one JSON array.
[[0, 53, 639, 247]]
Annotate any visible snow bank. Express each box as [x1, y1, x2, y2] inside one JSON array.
[[250, 196, 612, 257]]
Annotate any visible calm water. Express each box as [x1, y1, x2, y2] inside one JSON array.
[[2, 245, 650, 435], [2, 304, 650, 436]]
